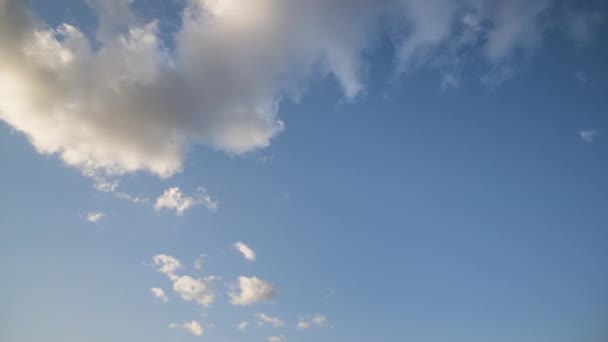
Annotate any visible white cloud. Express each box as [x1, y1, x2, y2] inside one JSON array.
[[151, 254, 217, 307], [0, 0, 603, 179], [86, 211, 105, 223], [229, 276, 276, 306], [256, 313, 286, 328], [169, 320, 204, 336], [268, 335, 287, 342], [233, 241, 256, 261], [580, 129, 600, 143], [154, 186, 218, 215], [150, 287, 168, 303], [172, 275, 216, 307], [297, 314, 327, 330], [236, 321, 249, 331], [152, 254, 182, 278]]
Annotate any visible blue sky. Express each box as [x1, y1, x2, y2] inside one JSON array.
[[1, 1, 607, 341]]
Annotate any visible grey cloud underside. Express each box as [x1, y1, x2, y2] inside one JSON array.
[[0, 0, 601, 177]]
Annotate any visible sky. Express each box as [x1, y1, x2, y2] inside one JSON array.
[[1, 0, 607, 341]]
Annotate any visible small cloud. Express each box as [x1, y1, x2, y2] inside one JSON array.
[[297, 314, 327, 330], [236, 321, 249, 331], [575, 71, 588, 84], [86, 211, 105, 223], [229, 276, 276, 306], [152, 254, 182, 278], [154, 186, 218, 216], [150, 287, 168, 303], [258, 155, 273, 163], [268, 335, 287, 342], [194, 254, 208, 272], [169, 321, 204, 336], [579, 129, 600, 143], [234, 241, 256, 261], [256, 313, 286, 328]]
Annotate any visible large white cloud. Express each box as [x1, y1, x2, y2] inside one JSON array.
[[0, 0, 602, 177], [229, 276, 276, 306]]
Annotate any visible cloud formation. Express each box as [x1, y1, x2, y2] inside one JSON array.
[[150, 287, 168, 303], [229, 276, 276, 306], [268, 335, 287, 342], [152, 254, 217, 307], [0, 0, 603, 178], [234, 241, 256, 261], [256, 313, 286, 328], [169, 320, 204, 336], [86, 211, 105, 223], [580, 129, 600, 143], [154, 186, 218, 215], [297, 314, 327, 330]]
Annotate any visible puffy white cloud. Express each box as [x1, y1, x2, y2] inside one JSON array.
[[268, 335, 287, 342], [580, 129, 600, 143], [297, 314, 327, 330], [229, 276, 276, 306], [233, 241, 256, 261], [151, 254, 217, 307], [86, 211, 105, 223], [152, 254, 182, 278], [150, 287, 168, 303], [0, 0, 603, 179], [172, 275, 216, 307], [154, 187, 218, 215], [256, 313, 285, 328], [236, 321, 249, 331], [169, 320, 204, 336]]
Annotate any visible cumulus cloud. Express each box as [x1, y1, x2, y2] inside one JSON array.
[[150, 287, 168, 303], [0, 0, 603, 179], [154, 186, 218, 215], [172, 275, 216, 307], [297, 314, 327, 330], [233, 241, 256, 261], [169, 320, 204, 336], [86, 211, 105, 223], [256, 313, 286, 328], [229, 276, 276, 306], [579, 129, 600, 143], [152, 254, 217, 307], [268, 335, 287, 342]]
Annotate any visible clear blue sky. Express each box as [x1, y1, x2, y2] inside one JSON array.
[[1, 1, 607, 341]]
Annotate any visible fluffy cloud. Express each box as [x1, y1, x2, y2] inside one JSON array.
[[580, 129, 600, 143], [233, 241, 256, 261], [0, 0, 602, 178], [256, 313, 286, 328], [152, 254, 217, 307], [169, 320, 204, 336], [172, 275, 216, 307], [150, 287, 168, 303], [154, 186, 218, 215], [268, 335, 287, 342], [86, 211, 105, 223], [152, 254, 182, 278], [229, 276, 276, 306], [297, 314, 327, 330]]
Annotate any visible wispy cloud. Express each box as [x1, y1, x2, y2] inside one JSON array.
[[150, 287, 168, 303], [268, 335, 287, 342], [86, 211, 105, 223], [297, 314, 327, 330], [169, 321, 204, 336], [154, 187, 218, 215], [256, 313, 286, 328], [579, 129, 600, 143]]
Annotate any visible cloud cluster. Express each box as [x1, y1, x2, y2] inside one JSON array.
[[154, 186, 218, 215], [233, 241, 256, 261], [229, 276, 276, 306], [297, 314, 327, 330], [152, 254, 217, 307], [169, 320, 204, 336], [0, 0, 602, 178], [256, 313, 286, 328]]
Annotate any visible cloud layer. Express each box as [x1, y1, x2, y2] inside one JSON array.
[[0, 0, 602, 178]]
